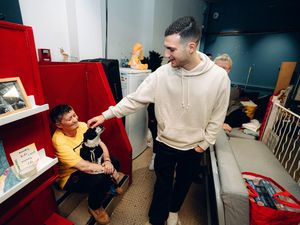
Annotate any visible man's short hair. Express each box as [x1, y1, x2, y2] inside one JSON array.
[[165, 16, 201, 44], [49, 104, 73, 123], [214, 53, 233, 68]]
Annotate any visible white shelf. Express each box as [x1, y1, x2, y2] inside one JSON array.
[[0, 149, 58, 204], [0, 104, 49, 126]]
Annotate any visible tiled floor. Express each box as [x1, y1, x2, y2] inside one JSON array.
[[65, 147, 208, 225], [109, 147, 208, 225]]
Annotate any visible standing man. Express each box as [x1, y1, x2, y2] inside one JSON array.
[[88, 16, 230, 225]]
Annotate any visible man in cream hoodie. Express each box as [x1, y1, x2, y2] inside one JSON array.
[[88, 16, 230, 225]]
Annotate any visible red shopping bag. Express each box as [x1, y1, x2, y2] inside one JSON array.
[[242, 172, 300, 225]]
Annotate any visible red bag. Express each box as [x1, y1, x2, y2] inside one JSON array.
[[242, 172, 300, 225]]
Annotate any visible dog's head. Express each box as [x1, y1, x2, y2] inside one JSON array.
[[83, 125, 105, 147]]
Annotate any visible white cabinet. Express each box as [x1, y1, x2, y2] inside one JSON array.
[[120, 68, 151, 159]]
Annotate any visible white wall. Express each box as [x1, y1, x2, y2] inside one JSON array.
[[19, 0, 207, 62], [107, 0, 207, 62], [19, 0, 103, 62], [19, 0, 70, 61], [151, 0, 206, 62], [74, 0, 103, 60], [65, 0, 79, 60], [106, 0, 156, 60], [152, 0, 174, 54]]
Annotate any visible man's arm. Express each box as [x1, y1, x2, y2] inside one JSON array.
[[223, 123, 233, 132], [55, 140, 106, 174], [74, 159, 106, 174], [87, 115, 106, 128], [99, 141, 114, 174], [194, 145, 205, 153], [87, 72, 157, 128], [198, 75, 231, 150]]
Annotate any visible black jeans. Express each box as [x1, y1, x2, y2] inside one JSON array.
[[148, 142, 203, 225], [147, 103, 158, 153], [63, 158, 120, 210]]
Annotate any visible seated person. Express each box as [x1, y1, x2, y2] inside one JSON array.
[[205, 52, 213, 60], [49, 104, 122, 225], [214, 54, 250, 132]]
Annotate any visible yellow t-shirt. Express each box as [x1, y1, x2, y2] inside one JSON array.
[[52, 122, 88, 189]]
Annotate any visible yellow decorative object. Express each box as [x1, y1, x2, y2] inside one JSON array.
[[240, 100, 257, 119], [128, 43, 148, 70]]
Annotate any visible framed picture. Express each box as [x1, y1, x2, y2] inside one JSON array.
[[0, 77, 31, 117]]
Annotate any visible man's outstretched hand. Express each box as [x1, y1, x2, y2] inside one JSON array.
[[87, 115, 106, 128]]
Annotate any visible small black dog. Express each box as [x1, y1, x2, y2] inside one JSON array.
[[80, 125, 123, 195], [80, 125, 105, 164]]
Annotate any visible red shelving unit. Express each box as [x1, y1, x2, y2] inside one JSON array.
[[0, 21, 59, 225]]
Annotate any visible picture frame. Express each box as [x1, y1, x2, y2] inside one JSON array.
[[0, 77, 31, 117]]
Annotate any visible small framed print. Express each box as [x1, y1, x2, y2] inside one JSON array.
[[0, 77, 31, 117]]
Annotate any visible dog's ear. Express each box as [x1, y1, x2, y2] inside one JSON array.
[[83, 128, 93, 142], [83, 132, 88, 142]]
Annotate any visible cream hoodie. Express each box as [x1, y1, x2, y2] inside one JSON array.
[[103, 52, 230, 150]]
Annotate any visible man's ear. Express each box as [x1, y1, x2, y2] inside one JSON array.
[[56, 122, 63, 129], [187, 41, 197, 54]]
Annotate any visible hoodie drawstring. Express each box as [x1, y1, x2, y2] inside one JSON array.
[[181, 74, 191, 110]]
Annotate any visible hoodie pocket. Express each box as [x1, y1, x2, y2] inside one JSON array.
[[161, 126, 205, 146]]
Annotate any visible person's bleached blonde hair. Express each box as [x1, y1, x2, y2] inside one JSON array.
[[214, 53, 233, 68]]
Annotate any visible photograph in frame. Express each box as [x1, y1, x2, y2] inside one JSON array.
[[0, 77, 31, 117]]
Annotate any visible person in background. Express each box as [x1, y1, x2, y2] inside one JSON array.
[[88, 16, 230, 225], [214, 54, 250, 132], [205, 52, 213, 60], [50, 104, 122, 225]]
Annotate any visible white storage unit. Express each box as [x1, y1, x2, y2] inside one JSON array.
[[120, 68, 151, 159]]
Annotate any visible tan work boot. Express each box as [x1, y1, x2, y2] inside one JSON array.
[[88, 207, 110, 224], [113, 171, 125, 184], [115, 186, 124, 195]]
